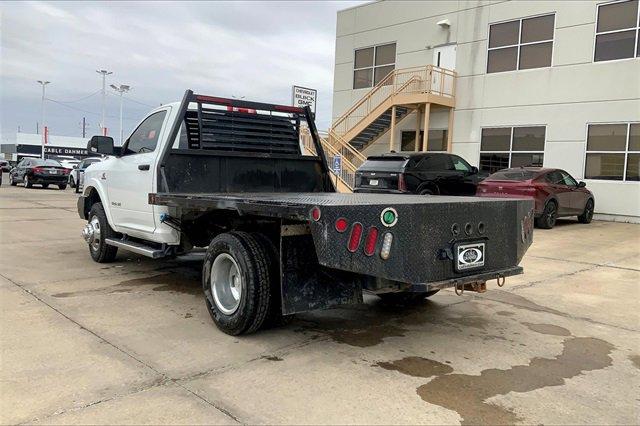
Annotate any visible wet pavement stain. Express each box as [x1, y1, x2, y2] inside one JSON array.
[[496, 311, 515, 317], [629, 355, 640, 369], [379, 337, 614, 425], [378, 357, 453, 377], [482, 290, 565, 316], [522, 323, 571, 336], [447, 315, 490, 330], [119, 272, 201, 296]]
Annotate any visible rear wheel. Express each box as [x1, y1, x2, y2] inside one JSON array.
[[58, 184, 67, 190], [87, 202, 118, 263], [9, 174, 17, 186], [420, 187, 436, 195], [41, 184, 49, 189], [378, 290, 439, 305], [578, 199, 594, 224], [535, 200, 557, 229], [24, 175, 32, 188], [69, 176, 76, 188], [203, 232, 271, 335]]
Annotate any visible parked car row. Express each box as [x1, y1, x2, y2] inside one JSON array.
[[5, 156, 103, 191], [354, 152, 594, 229]]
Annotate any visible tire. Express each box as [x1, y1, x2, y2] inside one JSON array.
[[535, 200, 557, 229], [10, 174, 17, 186], [578, 199, 594, 224], [378, 290, 439, 304], [87, 202, 118, 263], [419, 187, 437, 195], [41, 184, 49, 189], [69, 176, 76, 188], [58, 184, 67, 190], [203, 232, 271, 335], [24, 175, 32, 188]]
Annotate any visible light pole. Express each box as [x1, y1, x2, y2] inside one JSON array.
[[37, 80, 50, 159], [110, 84, 131, 145], [96, 69, 113, 135]]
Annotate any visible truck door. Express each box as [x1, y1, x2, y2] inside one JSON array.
[[107, 109, 169, 235]]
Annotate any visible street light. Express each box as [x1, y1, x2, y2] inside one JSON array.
[[110, 83, 131, 145], [96, 69, 113, 135], [37, 80, 50, 159]]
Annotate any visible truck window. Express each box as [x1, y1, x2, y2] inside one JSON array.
[[124, 111, 167, 155]]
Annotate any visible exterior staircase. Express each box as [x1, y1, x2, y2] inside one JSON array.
[[306, 65, 456, 192]]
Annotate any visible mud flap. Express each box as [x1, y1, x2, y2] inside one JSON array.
[[280, 233, 363, 315]]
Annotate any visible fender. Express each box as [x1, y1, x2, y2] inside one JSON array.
[[81, 179, 118, 231], [539, 194, 559, 216]]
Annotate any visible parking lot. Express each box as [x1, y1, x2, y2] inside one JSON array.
[[1, 179, 639, 425]]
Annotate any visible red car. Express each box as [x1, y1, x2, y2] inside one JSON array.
[[476, 167, 594, 229]]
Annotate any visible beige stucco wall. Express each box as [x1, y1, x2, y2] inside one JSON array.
[[333, 0, 640, 219]]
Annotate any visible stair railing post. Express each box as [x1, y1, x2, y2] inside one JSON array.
[[414, 106, 422, 152], [389, 105, 397, 152], [422, 103, 431, 152]]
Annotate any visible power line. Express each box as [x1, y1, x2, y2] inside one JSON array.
[[46, 90, 101, 104], [45, 98, 139, 121]]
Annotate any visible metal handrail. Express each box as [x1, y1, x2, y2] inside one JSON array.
[[332, 65, 456, 138]]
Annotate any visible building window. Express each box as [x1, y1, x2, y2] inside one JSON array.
[[479, 126, 546, 173], [487, 14, 555, 73], [353, 43, 396, 89], [401, 130, 448, 151], [585, 123, 639, 181], [594, 0, 640, 62]]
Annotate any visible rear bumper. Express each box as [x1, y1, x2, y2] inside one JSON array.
[[31, 173, 68, 184], [413, 266, 523, 292], [354, 188, 406, 194]]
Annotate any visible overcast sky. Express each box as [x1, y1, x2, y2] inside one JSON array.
[[1, 1, 363, 143]]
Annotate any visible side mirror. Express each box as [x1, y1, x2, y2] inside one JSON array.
[[87, 136, 115, 156], [471, 166, 479, 174], [578, 181, 586, 188]]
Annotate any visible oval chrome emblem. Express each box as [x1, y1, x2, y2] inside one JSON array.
[[459, 248, 483, 265]]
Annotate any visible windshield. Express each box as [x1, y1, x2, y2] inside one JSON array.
[[360, 159, 407, 172], [33, 159, 63, 167], [487, 170, 538, 181]]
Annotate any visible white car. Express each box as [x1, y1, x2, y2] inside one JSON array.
[[69, 157, 102, 188]]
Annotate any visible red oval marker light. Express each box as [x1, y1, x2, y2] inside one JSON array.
[[310, 207, 321, 221], [348, 223, 363, 252], [335, 217, 348, 232], [364, 227, 379, 256]]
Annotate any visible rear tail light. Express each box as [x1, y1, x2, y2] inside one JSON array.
[[347, 223, 363, 252], [310, 206, 321, 221], [33, 167, 44, 173], [63, 168, 71, 175], [364, 227, 379, 256], [335, 217, 348, 233], [380, 232, 393, 260], [398, 173, 407, 192]]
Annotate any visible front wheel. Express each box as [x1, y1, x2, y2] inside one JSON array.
[[24, 175, 32, 188], [9, 174, 17, 186], [203, 232, 271, 335], [378, 290, 439, 305], [578, 199, 594, 224], [58, 184, 67, 190], [41, 184, 49, 189], [86, 202, 118, 263], [535, 201, 557, 229]]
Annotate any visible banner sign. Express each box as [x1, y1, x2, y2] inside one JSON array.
[[291, 85, 317, 115]]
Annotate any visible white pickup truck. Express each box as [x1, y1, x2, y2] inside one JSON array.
[[77, 90, 533, 335]]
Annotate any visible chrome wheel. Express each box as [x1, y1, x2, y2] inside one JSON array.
[[24, 175, 29, 187], [211, 253, 243, 315], [88, 215, 101, 252]]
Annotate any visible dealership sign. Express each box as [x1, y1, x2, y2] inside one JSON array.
[[291, 85, 317, 115]]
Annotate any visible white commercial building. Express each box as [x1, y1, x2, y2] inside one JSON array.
[[2, 132, 90, 161], [331, 0, 640, 221]]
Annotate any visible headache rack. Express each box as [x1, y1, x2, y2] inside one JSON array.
[[156, 90, 333, 194]]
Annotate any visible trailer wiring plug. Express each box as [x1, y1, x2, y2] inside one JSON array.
[[159, 213, 182, 232]]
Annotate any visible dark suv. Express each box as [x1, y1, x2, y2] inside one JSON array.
[[354, 152, 488, 196]]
